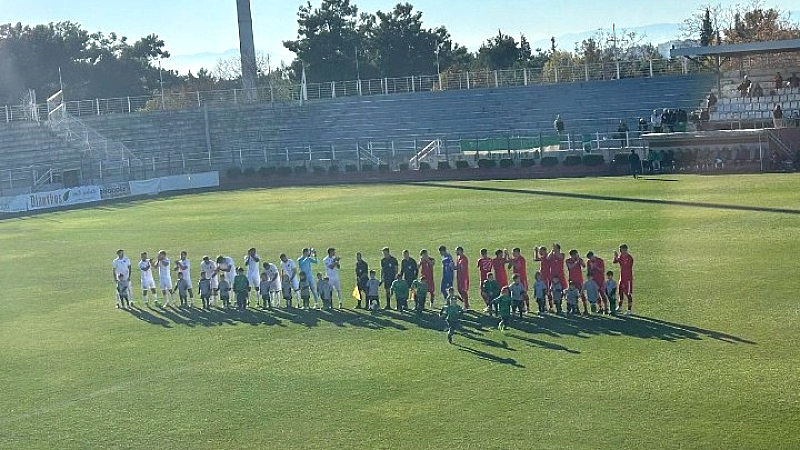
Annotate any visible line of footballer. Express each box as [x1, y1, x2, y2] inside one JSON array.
[[111, 243, 635, 319]]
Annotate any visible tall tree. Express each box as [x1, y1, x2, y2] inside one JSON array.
[[283, 0, 362, 83], [477, 31, 521, 70]]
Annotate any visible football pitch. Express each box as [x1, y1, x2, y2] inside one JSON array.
[[0, 174, 798, 449]]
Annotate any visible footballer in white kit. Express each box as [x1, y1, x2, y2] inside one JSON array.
[[200, 256, 218, 289], [138, 251, 158, 304], [262, 261, 282, 307], [156, 250, 175, 305], [216, 255, 235, 288], [175, 251, 194, 303], [323, 248, 342, 304], [280, 254, 299, 290], [112, 249, 132, 306]]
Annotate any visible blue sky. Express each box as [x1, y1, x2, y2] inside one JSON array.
[[2, 0, 797, 60]]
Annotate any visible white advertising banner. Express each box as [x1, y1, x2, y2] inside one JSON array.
[[27, 185, 101, 211], [128, 178, 160, 197], [100, 182, 132, 200], [159, 172, 219, 193], [0, 195, 28, 213]]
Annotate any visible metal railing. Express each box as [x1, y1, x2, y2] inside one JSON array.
[[1, 59, 708, 123]]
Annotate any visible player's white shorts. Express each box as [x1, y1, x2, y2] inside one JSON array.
[[270, 280, 282, 292], [248, 274, 260, 290], [159, 276, 173, 290], [210, 276, 219, 290], [141, 274, 156, 290], [329, 277, 341, 291], [288, 276, 300, 290]]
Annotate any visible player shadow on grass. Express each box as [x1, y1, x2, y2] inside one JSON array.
[[509, 313, 755, 345], [455, 343, 525, 368]]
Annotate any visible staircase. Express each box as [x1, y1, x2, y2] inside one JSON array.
[[409, 139, 441, 169], [767, 128, 800, 159], [47, 90, 142, 167]]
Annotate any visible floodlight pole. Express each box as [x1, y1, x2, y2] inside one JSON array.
[[237, 0, 259, 102]]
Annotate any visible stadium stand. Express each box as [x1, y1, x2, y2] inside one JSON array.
[[0, 73, 716, 193]]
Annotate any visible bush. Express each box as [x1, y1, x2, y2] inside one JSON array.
[[312, 166, 327, 174], [398, 162, 409, 171], [226, 167, 242, 179], [243, 167, 257, 177], [540, 157, 559, 167], [328, 164, 340, 173], [477, 159, 497, 169], [360, 163, 374, 172], [276, 166, 293, 177], [520, 159, 536, 168], [258, 166, 276, 178], [563, 155, 582, 166], [613, 153, 630, 165], [294, 165, 308, 175], [437, 161, 451, 170], [378, 163, 390, 172], [455, 160, 471, 170], [345, 164, 358, 172], [419, 162, 432, 170], [499, 158, 514, 169], [582, 154, 605, 166]]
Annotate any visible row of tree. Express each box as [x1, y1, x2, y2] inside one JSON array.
[[0, 1, 798, 104]]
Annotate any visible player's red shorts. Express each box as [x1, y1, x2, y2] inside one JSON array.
[[618, 279, 633, 296], [570, 280, 584, 291]]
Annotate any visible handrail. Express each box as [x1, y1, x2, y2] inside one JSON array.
[[1, 60, 712, 122], [410, 140, 441, 168]]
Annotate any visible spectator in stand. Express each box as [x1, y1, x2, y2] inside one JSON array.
[[775, 72, 784, 90], [616, 120, 629, 148], [647, 150, 661, 173], [750, 83, 764, 98], [651, 109, 662, 133], [638, 117, 648, 132], [773, 104, 784, 129], [554, 115, 564, 135], [737, 76, 751, 97], [791, 110, 800, 128], [706, 92, 718, 110], [789, 73, 800, 89]]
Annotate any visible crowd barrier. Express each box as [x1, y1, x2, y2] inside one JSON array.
[[0, 171, 219, 215]]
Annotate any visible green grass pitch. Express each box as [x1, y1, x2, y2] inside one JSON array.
[[0, 174, 798, 449]]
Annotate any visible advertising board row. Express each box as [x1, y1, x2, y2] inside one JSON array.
[[0, 172, 219, 215]]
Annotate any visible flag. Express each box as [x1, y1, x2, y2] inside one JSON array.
[[352, 285, 361, 300]]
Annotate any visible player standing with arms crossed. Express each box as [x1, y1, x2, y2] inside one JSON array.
[[298, 248, 319, 305], [419, 249, 436, 307], [613, 244, 635, 316], [566, 249, 588, 315], [439, 246, 455, 301], [534, 246, 552, 311], [476, 249, 493, 309], [586, 251, 609, 313], [380, 247, 399, 310], [112, 249, 132, 308]]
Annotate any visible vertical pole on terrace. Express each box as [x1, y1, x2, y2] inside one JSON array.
[[494, 70, 499, 88], [384, 78, 389, 95], [466, 72, 471, 90], [233, 89, 238, 104], [411, 76, 416, 93], [99, 160, 103, 181], [127, 97, 132, 113], [197, 92, 201, 108], [285, 147, 289, 162], [616, 61, 621, 80], [585, 64, 589, 81], [554, 67, 559, 83], [263, 149, 268, 164], [331, 81, 336, 98], [649, 59, 654, 77], [96, 99, 100, 116], [4, 105, 8, 123], [356, 143, 362, 171], [237, 0, 258, 102], [331, 144, 336, 161], [308, 145, 312, 161], [523, 68, 528, 86]]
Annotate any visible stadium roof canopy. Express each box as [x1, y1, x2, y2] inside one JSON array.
[[670, 39, 800, 58]]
